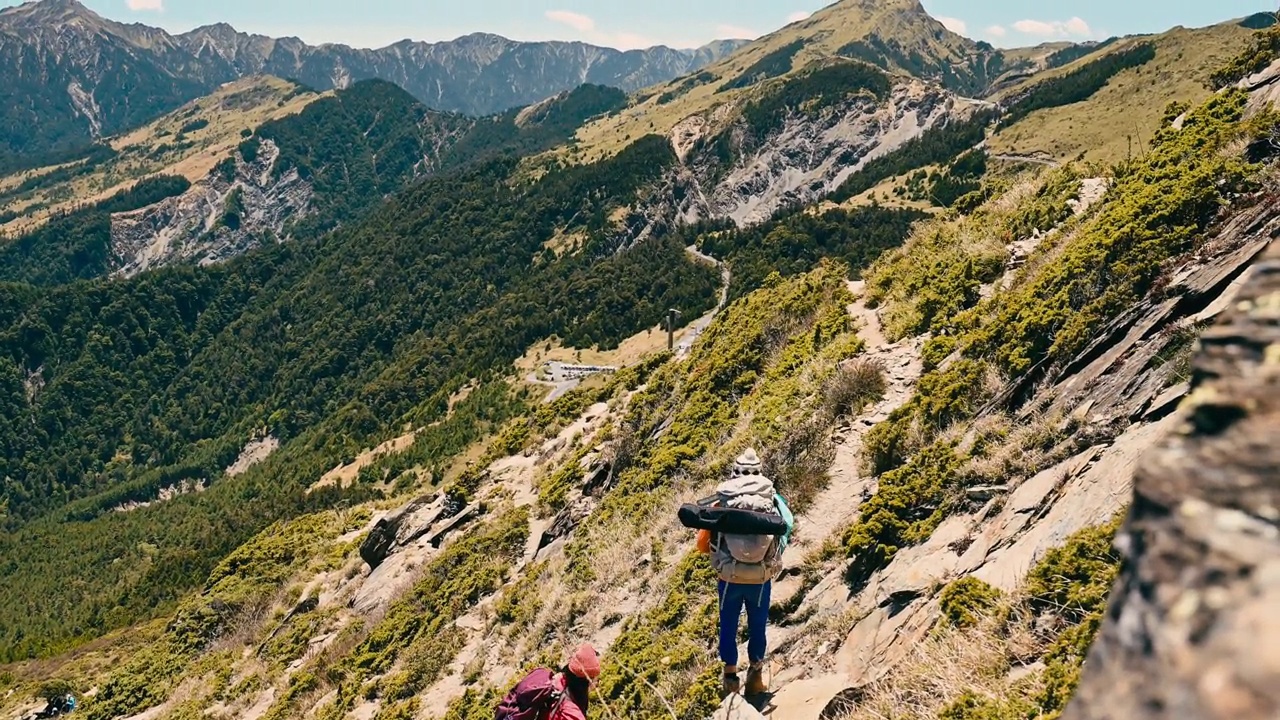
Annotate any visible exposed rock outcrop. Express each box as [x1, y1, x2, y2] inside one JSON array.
[[675, 81, 964, 228], [764, 195, 1280, 720], [110, 138, 313, 276], [1063, 243, 1280, 719], [358, 492, 445, 569]]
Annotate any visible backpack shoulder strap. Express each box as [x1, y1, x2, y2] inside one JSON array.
[[538, 677, 569, 720]]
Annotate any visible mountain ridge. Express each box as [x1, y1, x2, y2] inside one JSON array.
[[3, 7, 1280, 720], [0, 0, 746, 171]]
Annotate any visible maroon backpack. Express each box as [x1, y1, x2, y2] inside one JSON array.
[[494, 668, 564, 720]]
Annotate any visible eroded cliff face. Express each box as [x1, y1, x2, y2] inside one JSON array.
[[714, 82, 957, 227], [1063, 242, 1280, 720], [110, 138, 312, 277], [651, 80, 966, 231]]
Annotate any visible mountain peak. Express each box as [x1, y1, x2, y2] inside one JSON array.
[[819, 0, 934, 27], [0, 0, 106, 29]]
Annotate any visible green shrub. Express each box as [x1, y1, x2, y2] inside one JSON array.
[[915, 359, 996, 429], [593, 552, 720, 720], [37, 679, 76, 703], [843, 442, 962, 586], [1002, 166, 1083, 240], [939, 577, 1001, 628], [538, 444, 591, 513], [323, 509, 529, 714], [861, 406, 918, 475], [263, 608, 335, 669], [492, 562, 549, 635], [1210, 26, 1280, 89], [938, 691, 1032, 720], [863, 217, 1006, 343], [373, 698, 419, 720], [1024, 514, 1122, 623], [921, 335, 957, 372], [932, 518, 1123, 719]]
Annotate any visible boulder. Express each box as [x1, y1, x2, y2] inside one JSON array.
[[1063, 242, 1280, 719], [710, 695, 766, 720], [358, 519, 395, 569], [358, 492, 443, 569]]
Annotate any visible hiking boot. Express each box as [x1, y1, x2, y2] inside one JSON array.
[[721, 666, 741, 696], [745, 662, 767, 696]]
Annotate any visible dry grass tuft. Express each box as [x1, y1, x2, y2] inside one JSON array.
[[821, 359, 889, 421], [836, 603, 1046, 720], [958, 407, 1085, 487]]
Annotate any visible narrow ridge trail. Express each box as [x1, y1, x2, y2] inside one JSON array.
[[775, 280, 924, 572], [763, 279, 926, 719]]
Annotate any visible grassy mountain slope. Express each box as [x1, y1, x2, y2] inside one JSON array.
[[569, 0, 990, 163], [4, 66, 1273, 716], [987, 21, 1253, 162], [2, 9, 1279, 720], [0, 76, 323, 237]]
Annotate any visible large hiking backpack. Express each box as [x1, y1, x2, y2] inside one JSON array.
[[494, 668, 563, 720], [709, 474, 784, 584]]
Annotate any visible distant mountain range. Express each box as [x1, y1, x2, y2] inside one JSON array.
[[0, 0, 747, 171]]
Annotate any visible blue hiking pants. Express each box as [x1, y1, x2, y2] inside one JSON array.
[[717, 580, 771, 667]]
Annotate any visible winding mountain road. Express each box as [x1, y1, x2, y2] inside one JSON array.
[[989, 153, 1061, 167], [678, 245, 731, 359]]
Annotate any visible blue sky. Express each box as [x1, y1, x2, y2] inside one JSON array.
[[6, 0, 1271, 50]]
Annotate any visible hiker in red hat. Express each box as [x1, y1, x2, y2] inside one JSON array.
[[494, 643, 601, 720]]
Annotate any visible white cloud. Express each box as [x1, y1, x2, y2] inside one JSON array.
[[985, 24, 1008, 38], [125, 0, 163, 10], [1012, 17, 1093, 38], [544, 10, 660, 49], [1012, 19, 1055, 36], [614, 32, 657, 50], [1064, 17, 1092, 36], [786, 10, 812, 24], [937, 16, 967, 35], [716, 23, 761, 40], [545, 10, 595, 33]]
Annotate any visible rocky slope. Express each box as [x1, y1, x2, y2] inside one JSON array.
[[670, 78, 967, 227], [0, 75, 321, 238], [570, 0, 999, 164], [110, 138, 311, 276], [1063, 243, 1280, 720], [0, 0, 741, 170], [4, 9, 1280, 720]]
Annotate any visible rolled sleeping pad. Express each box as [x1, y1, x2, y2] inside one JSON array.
[[678, 503, 788, 535]]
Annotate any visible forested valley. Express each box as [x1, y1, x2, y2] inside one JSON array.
[[0, 105, 717, 659]]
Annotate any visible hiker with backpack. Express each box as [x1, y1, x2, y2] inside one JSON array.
[[30, 692, 76, 719], [686, 448, 794, 698], [494, 643, 601, 720]]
